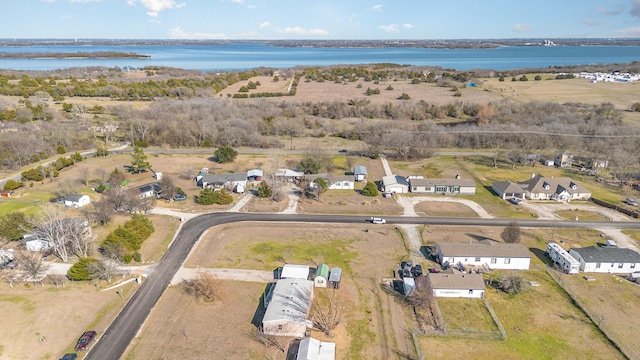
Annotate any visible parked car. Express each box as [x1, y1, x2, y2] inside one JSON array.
[[509, 197, 523, 205], [624, 198, 639, 207], [370, 217, 386, 224], [173, 192, 187, 201], [428, 267, 441, 273], [74, 331, 97, 351], [60, 354, 77, 360], [49, 197, 65, 204]]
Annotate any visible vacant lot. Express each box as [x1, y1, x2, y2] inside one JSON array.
[[437, 298, 499, 332], [414, 201, 478, 217], [550, 272, 640, 360], [419, 270, 624, 360], [132, 223, 413, 360]]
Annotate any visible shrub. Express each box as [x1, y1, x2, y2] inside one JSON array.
[[214, 145, 238, 163], [197, 188, 217, 205], [3, 179, 23, 190], [498, 273, 530, 294], [67, 257, 99, 281], [257, 181, 273, 198], [56, 144, 66, 154], [362, 181, 379, 197]]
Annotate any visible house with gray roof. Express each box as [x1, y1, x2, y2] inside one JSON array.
[[437, 240, 531, 270], [262, 278, 314, 337], [524, 174, 591, 201], [302, 174, 355, 190], [569, 246, 640, 273], [428, 273, 486, 298], [382, 175, 409, 194], [410, 178, 476, 195], [491, 181, 527, 200], [196, 173, 247, 193], [354, 165, 368, 182]]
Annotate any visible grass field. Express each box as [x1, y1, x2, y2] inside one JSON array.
[[437, 298, 499, 332]]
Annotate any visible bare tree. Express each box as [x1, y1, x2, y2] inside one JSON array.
[[65, 218, 94, 258], [501, 221, 521, 243], [78, 167, 91, 187], [181, 272, 223, 302], [48, 274, 67, 288], [18, 252, 49, 285], [89, 260, 123, 283], [309, 289, 346, 337], [498, 273, 530, 294], [0, 265, 20, 288], [158, 175, 177, 200], [408, 275, 435, 309], [246, 329, 289, 353], [29, 205, 70, 262], [94, 168, 108, 184]]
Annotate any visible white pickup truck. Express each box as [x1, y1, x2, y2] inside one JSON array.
[[370, 217, 386, 224]]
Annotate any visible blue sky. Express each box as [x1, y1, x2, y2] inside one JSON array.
[[4, 0, 640, 39]]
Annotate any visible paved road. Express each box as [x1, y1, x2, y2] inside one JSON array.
[[85, 213, 640, 359]]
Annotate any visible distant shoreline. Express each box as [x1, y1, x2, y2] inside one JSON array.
[[0, 51, 150, 59]]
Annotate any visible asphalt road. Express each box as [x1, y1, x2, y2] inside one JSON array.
[[86, 213, 640, 359]]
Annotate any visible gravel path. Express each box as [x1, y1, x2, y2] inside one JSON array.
[[172, 267, 274, 285]]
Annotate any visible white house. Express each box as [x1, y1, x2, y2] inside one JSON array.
[[197, 173, 247, 193], [569, 246, 640, 274], [546, 242, 580, 274], [354, 165, 368, 182], [428, 273, 486, 299], [281, 264, 310, 280], [296, 337, 336, 360], [409, 178, 476, 195], [275, 169, 304, 182], [64, 194, 90, 208], [437, 240, 531, 270], [524, 174, 591, 201], [262, 278, 314, 337], [381, 175, 409, 194], [133, 183, 159, 199], [304, 175, 355, 190]]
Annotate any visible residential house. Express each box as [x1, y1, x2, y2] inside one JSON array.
[[24, 234, 52, 252], [303, 174, 355, 190], [197, 173, 247, 193], [354, 166, 368, 182], [281, 264, 310, 280], [437, 240, 531, 270], [132, 183, 159, 199], [410, 178, 476, 195], [569, 246, 640, 274], [0, 190, 14, 198], [262, 278, 314, 337], [275, 169, 304, 182], [64, 194, 90, 208], [296, 337, 336, 360], [554, 151, 573, 168], [491, 181, 527, 200], [427, 273, 486, 299], [381, 175, 409, 194], [314, 264, 330, 288], [524, 174, 591, 201], [546, 242, 580, 274]]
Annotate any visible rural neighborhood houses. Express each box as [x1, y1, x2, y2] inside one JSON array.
[[304, 174, 355, 190], [436, 240, 532, 270], [130, 182, 159, 199], [64, 193, 90, 208], [569, 246, 640, 274], [409, 177, 476, 195], [428, 273, 486, 299]]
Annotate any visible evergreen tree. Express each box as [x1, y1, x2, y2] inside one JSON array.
[[257, 181, 273, 198], [130, 146, 151, 173], [362, 181, 379, 197], [67, 257, 99, 281], [197, 188, 217, 205], [214, 145, 238, 163]]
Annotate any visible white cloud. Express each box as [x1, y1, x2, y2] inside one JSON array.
[[275, 26, 329, 35], [259, 21, 270, 29], [379, 24, 399, 33], [170, 27, 228, 39], [68, 0, 103, 2], [582, 18, 599, 26], [224, 0, 244, 3], [371, 4, 382, 12], [512, 23, 530, 33], [612, 26, 640, 37], [403, 23, 414, 29], [131, 0, 185, 17]]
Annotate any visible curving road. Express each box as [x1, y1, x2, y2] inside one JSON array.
[[86, 213, 640, 360]]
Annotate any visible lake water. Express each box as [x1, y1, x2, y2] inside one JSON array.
[[0, 43, 639, 72]]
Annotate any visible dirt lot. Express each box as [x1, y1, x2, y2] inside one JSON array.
[[414, 201, 478, 217], [130, 223, 412, 360], [0, 280, 137, 360]]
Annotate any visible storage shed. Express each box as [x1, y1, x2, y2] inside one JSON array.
[[281, 264, 310, 280], [354, 165, 368, 182], [64, 194, 90, 208], [296, 337, 336, 360], [328, 267, 342, 289], [314, 264, 330, 288]]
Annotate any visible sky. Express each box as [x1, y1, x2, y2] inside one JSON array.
[[4, 0, 640, 40]]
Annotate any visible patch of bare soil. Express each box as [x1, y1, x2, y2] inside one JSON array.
[[297, 191, 403, 215], [414, 201, 478, 217], [242, 195, 289, 213]]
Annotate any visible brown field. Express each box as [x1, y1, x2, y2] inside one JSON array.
[[414, 201, 478, 217], [128, 223, 413, 360]]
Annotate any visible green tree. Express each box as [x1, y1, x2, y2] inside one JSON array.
[[123, 214, 154, 242], [297, 157, 322, 174], [214, 145, 238, 163], [534, 75, 542, 81], [257, 181, 273, 198], [519, 75, 528, 82], [130, 146, 151, 173], [215, 189, 233, 205], [308, 178, 328, 201], [56, 144, 66, 154], [67, 257, 99, 281], [238, 86, 249, 93], [398, 93, 411, 100], [362, 181, 379, 197], [0, 212, 30, 243], [197, 188, 217, 205], [3, 179, 23, 190]]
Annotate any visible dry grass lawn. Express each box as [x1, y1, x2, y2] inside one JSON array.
[[414, 201, 478, 217]]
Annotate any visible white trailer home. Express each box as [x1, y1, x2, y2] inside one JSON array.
[[546, 242, 580, 274]]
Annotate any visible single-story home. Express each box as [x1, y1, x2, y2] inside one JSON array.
[[296, 337, 336, 360], [428, 273, 486, 299], [0, 190, 15, 198], [410, 178, 476, 195], [304, 175, 355, 190], [381, 175, 409, 194], [354, 165, 368, 182], [281, 264, 310, 280], [524, 174, 591, 201], [275, 169, 304, 182], [64, 194, 90, 208], [569, 246, 640, 274], [262, 278, 314, 337], [247, 169, 264, 182], [491, 181, 527, 200], [133, 183, 159, 199], [314, 264, 330, 288], [197, 173, 247, 193], [437, 240, 531, 270]]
